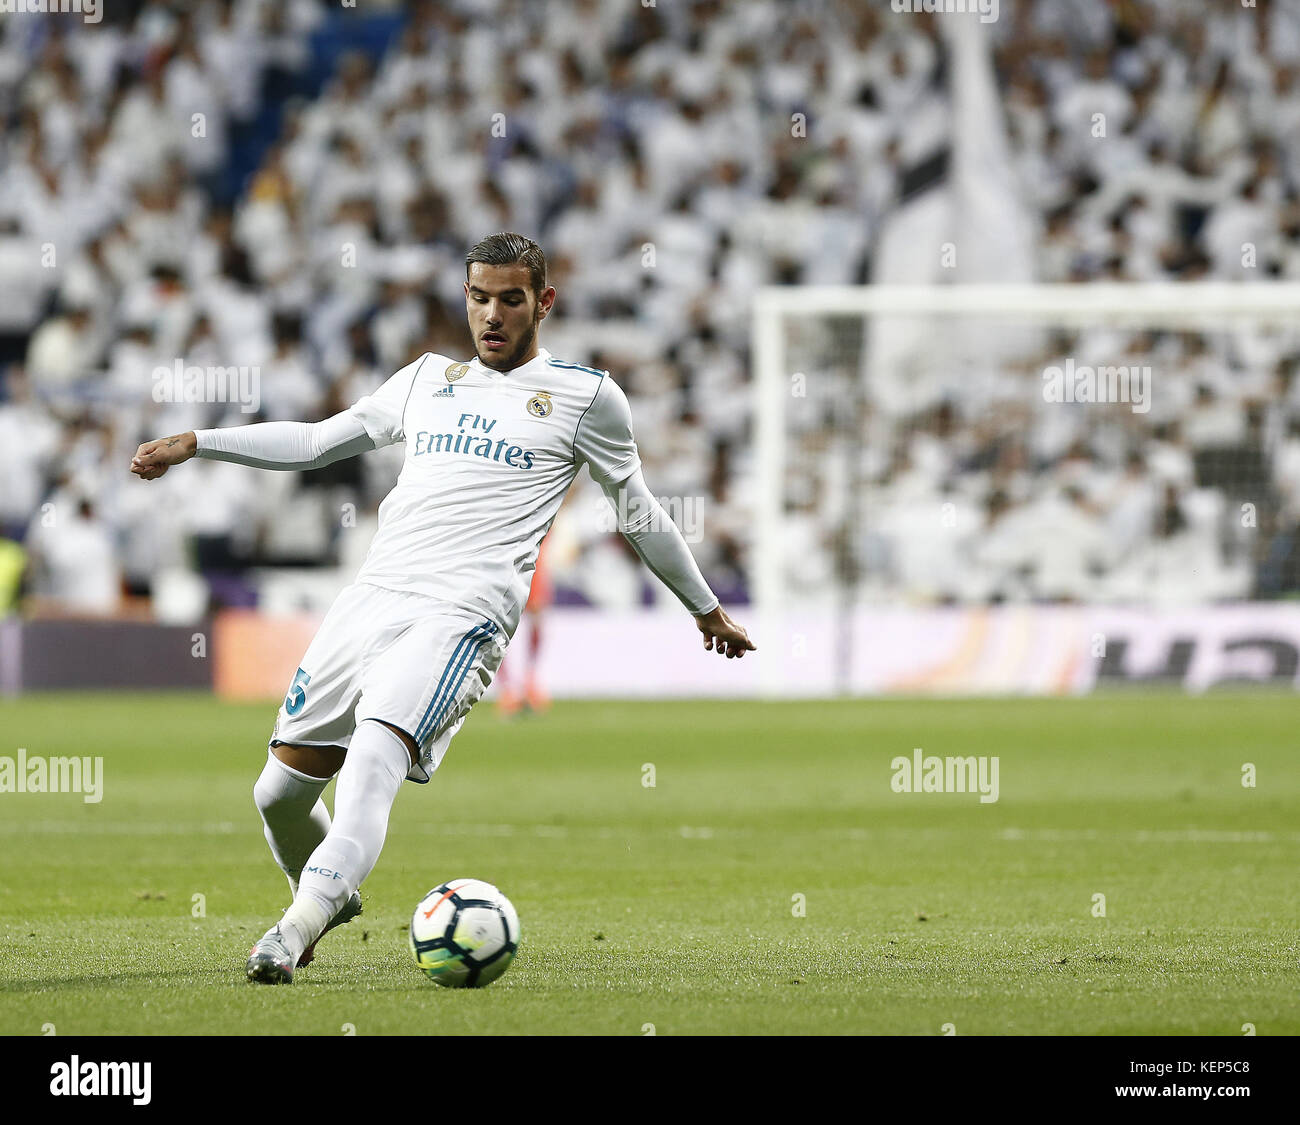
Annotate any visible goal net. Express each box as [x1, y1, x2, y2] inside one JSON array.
[[751, 283, 1300, 697]]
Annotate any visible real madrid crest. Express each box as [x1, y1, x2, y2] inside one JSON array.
[[445, 362, 469, 383], [526, 391, 554, 418]]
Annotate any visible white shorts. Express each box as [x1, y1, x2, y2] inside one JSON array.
[[270, 582, 507, 783]]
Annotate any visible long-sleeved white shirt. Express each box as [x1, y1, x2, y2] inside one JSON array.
[[195, 348, 718, 633]]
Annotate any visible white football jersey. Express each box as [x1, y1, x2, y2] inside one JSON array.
[[346, 347, 640, 636]]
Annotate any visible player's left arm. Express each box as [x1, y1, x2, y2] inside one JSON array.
[[601, 468, 755, 658], [576, 375, 754, 660]]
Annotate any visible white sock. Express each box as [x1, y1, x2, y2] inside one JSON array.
[[277, 720, 411, 961], [253, 751, 332, 898]]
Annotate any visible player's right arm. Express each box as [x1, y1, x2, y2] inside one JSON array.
[[130, 413, 374, 479], [130, 353, 427, 480]]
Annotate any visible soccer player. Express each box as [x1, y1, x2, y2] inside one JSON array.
[[495, 527, 555, 716], [130, 232, 755, 984]]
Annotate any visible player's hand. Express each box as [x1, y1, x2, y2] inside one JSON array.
[[131, 432, 197, 480], [695, 605, 756, 659]]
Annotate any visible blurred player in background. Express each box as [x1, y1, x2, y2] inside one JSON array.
[[130, 232, 754, 983], [495, 528, 554, 717]]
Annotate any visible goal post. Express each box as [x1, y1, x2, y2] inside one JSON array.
[[750, 282, 1300, 698]]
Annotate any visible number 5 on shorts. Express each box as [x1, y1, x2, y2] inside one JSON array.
[[285, 667, 311, 716]]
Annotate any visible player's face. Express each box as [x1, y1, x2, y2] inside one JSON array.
[[465, 263, 555, 371]]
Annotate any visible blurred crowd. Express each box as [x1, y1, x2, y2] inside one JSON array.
[[787, 323, 1300, 606], [1, 0, 1299, 616]]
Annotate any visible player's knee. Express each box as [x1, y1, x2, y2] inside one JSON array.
[[252, 765, 293, 824], [254, 745, 340, 825], [255, 787, 294, 829]]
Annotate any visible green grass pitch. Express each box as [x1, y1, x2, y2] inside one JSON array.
[[0, 691, 1296, 1035]]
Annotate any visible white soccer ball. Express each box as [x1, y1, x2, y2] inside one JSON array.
[[408, 878, 520, 987]]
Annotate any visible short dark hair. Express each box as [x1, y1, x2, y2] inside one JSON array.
[[465, 232, 547, 300]]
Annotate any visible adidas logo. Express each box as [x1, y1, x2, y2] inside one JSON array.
[[435, 386, 455, 397]]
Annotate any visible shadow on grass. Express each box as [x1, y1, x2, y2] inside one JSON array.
[[0, 966, 435, 994], [0, 968, 239, 992]]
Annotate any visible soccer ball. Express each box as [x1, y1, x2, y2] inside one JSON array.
[[408, 878, 520, 987]]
